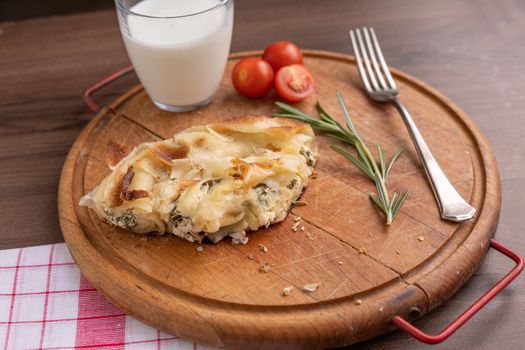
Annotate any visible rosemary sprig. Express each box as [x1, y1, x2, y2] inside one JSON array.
[[274, 91, 408, 225]]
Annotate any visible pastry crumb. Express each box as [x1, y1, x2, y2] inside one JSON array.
[[355, 299, 362, 305], [293, 200, 308, 206], [282, 286, 294, 296], [259, 244, 268, 253], [300, 226, 305, 231], [358, 247, 367, 255], [337, 261, 344, 265], [196, 246, 203, 252], [247, 254, 254, 260], [303, 283, 319, 292], [395, 249, 401, 255], [417, 235, 425, 242], [294, 216, 302, 222], [306, 233, 314, 241], [259, 263, 270, 273]]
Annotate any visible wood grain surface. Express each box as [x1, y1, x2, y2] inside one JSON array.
[[59, 51, 498, 349], [1, 1, 525, 349]]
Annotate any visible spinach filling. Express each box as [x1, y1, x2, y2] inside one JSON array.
[[254, 183, 271, 206], [169, 201, 191, 229], [300, 148, 315, 167], [115, 209, 138, 230]]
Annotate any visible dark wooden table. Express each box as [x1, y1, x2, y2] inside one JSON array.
[[1, 0, 524, 348]]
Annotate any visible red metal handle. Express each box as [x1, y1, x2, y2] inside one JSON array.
[[393, 239, 523, 344], [82, 65, 135, 113]]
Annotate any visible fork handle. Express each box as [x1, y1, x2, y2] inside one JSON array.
[[391, 98, 476, 222]]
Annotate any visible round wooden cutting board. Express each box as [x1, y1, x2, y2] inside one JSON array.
[[58, 50, 500, 349]]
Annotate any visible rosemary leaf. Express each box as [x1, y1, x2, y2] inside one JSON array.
[[390, 192, 399, 211], [391, 189, 409, 220], [326, 133, 356, 146], [273, 113, 317, 125], [331, 145, 375, 180], [369, 194, 386, 212], [316, 103, 342, 127], [377, 144, 386, 179], [355, 142, 373, 171], [318, 109, 338, 125], [273, 112, 343, 133], [275, 102, 312, 120], [319, 112, 336, 124], [336, 91, 358, 136], [375, 178, 389, 211], [386, 147, 404, 178], [336, 130, 359, 145]]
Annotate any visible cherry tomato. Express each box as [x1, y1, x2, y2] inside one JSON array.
[[274, 64, 315, 102], [231, 58, 274, 98], [263, 41, 304, 72]]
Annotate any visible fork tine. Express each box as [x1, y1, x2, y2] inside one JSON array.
[[355, 28, 379, 91], [363, 27, 387, 89], [369, 28, 397, 90], [349, 30, 373, 93]]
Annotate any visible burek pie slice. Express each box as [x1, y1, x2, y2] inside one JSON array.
[[80, 116, 317, 244]]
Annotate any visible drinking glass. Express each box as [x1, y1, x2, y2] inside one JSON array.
[[115, 0, 234, 112]]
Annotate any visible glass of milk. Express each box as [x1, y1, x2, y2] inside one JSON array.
[[115, 0, 234, 112]]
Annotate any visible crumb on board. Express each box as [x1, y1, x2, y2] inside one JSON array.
[[358, 247, 367, 255], [293, 200, 308, 206], [300, 226, 305, 231], [337, 261, 344, 265], [395, 249, 401, 255], [306, 232, 314, 241], [259, 244, 268, 253], [355, 299, 362, 305], [282, 286, 294, 296], [196, 246, 203, 252], [368, 233, 372, 238], [247, 254, 254, 260], [259, 262, 270, 273], [294, 216, 302, 222], [417, 235, 425, 242], [140, 237, 147, 241], [379, 306, 384, 312], [303, 283, 319, 292], [292, 221, 301, 231]]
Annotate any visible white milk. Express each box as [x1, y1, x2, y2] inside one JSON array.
[[120, 0, 233, 110]]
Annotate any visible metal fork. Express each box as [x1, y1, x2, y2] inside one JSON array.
[[349, 27, 475, 222]]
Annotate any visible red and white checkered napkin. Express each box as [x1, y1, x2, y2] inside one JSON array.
[[0, 243, 213, 350]]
